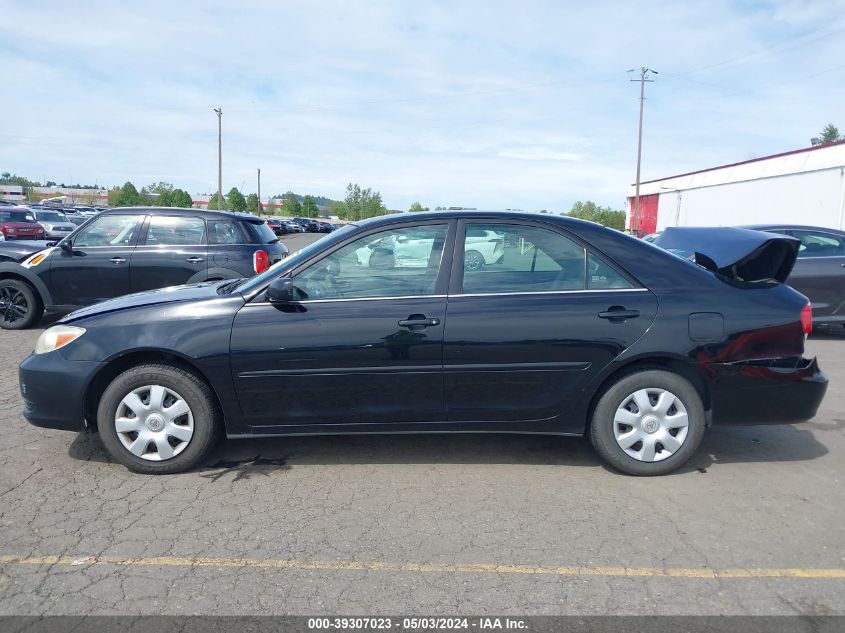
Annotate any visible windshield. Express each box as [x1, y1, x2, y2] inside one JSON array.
[[232, 223, 355, 294], [0, 210, 37, 222], [36, 211, 69, 222]]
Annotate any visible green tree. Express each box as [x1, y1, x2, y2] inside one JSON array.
[[246, 193, 260, 214], [207, 191, 226, 210], [566, 200, 626, 230], [408, 201, 428, 212], [301, 195, 318, 218], [281, 191, 301, 216], [111, 182, 141, 207], [171, 189, 194, 208], [343, 183, 386, 220], [226, 187, 247, 212], [813, 123, 842, 146]]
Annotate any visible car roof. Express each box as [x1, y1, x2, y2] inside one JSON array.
[[98, 207, 266, 222], [346, 209, 603, 232]]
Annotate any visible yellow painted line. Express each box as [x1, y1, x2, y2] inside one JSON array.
[[0, 554, 844, 579]]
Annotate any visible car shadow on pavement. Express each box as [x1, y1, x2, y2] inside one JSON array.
[[68, 423, 828, 476]]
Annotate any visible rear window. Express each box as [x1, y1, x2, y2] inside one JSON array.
[[243, 220, 279, 244]]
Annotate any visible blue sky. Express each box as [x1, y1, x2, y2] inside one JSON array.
[[2, 0, 844, 211]]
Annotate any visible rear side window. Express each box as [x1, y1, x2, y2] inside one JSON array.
[[461, 223, 585, 293], [588, 252, 635, 289], [243, 221, 278, 244], [208, 220, 247, 244], [144, 216, 206, 246], [791, 230, 845, 258]]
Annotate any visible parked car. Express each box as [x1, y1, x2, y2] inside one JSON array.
[[18, 212, 825, 475], [655, 225, 845, 328], [0, 207, 288, 329], [32, 209, 76, 240], [265, 218, 283, 235], [285, 221, 305, 233], [318, 222, 335, 233], [0, 207, 46, 240], [306, 220, 321, 233]]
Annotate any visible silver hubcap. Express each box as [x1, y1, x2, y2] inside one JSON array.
[[464, 251, 483, 271], [114, 385, 194, 461], [613, 388, 689, 462]]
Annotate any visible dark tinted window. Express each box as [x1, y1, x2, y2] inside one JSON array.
[[208, 220, 246, 244], [244, 221, 278, 244], [461, 223, 585, 293], [588, 252, 635, 289], [791, 230, 845, 258], [144, 216, 205, 246]]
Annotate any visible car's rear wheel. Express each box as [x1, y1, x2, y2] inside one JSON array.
[[0, 279, 41, 330], [464, 249, 485, 271], [590, 369, 705, 475], [97, 363, 221, 474]]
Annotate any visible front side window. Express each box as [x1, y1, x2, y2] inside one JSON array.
[[72, 214, 144, 247], [791, 230, 845, 258], [144, 216, 206, 246], [461, 223, 586, 293], [293, 224, 448, 300]]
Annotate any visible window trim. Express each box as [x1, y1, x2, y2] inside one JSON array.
[[450, 218, 643, 296]]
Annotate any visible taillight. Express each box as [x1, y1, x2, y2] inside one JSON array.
[[253, 249, 269, 274], [801, 303, 813, 335]]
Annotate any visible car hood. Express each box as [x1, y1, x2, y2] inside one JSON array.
[[61, 281, 234, 322], [653, 227, 800, 283]]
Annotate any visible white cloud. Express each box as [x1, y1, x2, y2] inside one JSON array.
[[1, 0, 844, 210]]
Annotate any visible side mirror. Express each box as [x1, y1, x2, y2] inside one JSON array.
[[59, 240, 73, 254], [266, 277, 294, 304]]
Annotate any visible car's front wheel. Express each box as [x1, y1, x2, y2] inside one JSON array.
[[464, 249, 485, 272], [97, 363, 221, 474], [590, 369, 705, 475], [0, 278, 41, 330]]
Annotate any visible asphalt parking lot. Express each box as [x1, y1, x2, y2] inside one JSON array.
[[0, 231, 843, 616]]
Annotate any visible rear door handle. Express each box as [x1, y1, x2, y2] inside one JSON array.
[[398, 316, 440, 328], [598, 307, 640, 321], [110, 257, 126, 264], [186, 257, 204, 263]]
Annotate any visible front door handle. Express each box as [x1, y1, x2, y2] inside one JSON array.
[[598, 307, 640, 321], [398, 315, 440, 328], [186, 256, 204, 264], [110, 257, 126, 264]]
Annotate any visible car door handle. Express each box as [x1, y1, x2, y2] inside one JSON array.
[[186, 257, 204, 263], [398, 316, 440, 328], [598, 307, 640, 321], [110, 257, 126, 264]]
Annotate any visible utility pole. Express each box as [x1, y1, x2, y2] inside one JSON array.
[[628, 67, 657, 233], [213, 107, 223, 210], [257, 168, 261, 214]]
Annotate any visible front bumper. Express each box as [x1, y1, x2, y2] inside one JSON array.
[[708, 357, 827, 425], [45, 230, 73, 240], [19, 352, 101, 432]]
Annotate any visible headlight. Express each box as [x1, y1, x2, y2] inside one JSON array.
[[34, 325, 86, 354]]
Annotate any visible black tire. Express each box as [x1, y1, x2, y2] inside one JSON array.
[[0, 278, 41, 330], [97, 363, 221, 474], [590, 369, 705, 476]]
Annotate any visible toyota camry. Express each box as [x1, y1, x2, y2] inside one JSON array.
[[19, 211, 827, 475]]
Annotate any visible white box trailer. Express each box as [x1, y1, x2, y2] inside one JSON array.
[[626, 140, 845, 235]]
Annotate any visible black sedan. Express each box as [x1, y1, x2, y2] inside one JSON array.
[[19, 211, 826, 475]]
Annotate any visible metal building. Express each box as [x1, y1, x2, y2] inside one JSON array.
[[626, 140, 845, 235]]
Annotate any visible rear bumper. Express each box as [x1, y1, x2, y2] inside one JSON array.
[[19, 352, 100, 432], [708, 357, 827, 425]]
